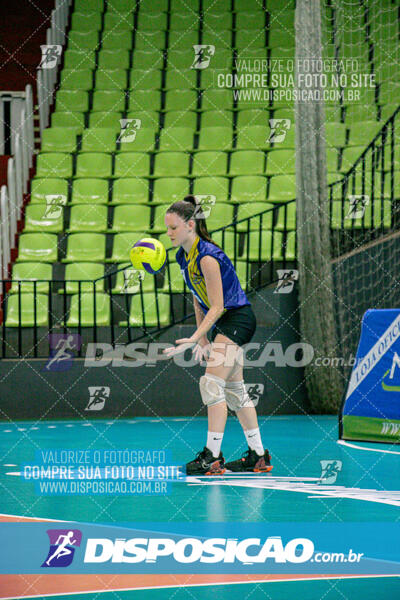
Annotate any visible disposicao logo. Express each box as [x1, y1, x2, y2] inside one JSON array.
[[41, 529, 82, 567]]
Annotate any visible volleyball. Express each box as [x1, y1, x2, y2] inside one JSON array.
[[129, 237, 166, 274]]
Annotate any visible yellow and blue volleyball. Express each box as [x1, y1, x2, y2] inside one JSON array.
[[129, 237, 166, 274]]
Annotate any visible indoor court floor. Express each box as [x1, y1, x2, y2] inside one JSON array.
[[1, 415, 399, 599]]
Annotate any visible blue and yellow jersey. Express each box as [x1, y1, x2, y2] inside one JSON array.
[[175, 236, 250, 314]]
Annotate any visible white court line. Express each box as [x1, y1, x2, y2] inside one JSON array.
[[338, 440, 400, 455], [0, 574, 397, 600]]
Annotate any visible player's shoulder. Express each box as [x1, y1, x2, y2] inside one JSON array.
[[197, 238, 221, 259]]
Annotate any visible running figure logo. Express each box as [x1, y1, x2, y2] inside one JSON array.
[[319, 460, 342, 484], [275, 270, 299, 294], [245, 383, 264, 408], [43, 195, 67, 220], [39, 45, 62, 69], [118, 118, 141, 143], [193, 195, 216, 219], [346, 195, 369, 220], [42, 529, 82, 567], [191, 45, 215, 69], [267, 119, 291, 143], [45, 334, 81, 372], [86, 386, 110, 411]]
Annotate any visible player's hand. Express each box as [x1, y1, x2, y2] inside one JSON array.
[[193, 340, 211, 362], [163, 337, 196, 358]]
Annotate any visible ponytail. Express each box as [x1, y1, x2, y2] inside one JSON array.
[[166, 194, 220, 247]]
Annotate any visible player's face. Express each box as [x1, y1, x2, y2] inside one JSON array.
[[165, 212, 194, 247]]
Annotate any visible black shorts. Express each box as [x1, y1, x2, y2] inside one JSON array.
[[210, 305, 257, 347]]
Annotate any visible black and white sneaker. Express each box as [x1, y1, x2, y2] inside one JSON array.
[[186, 447, 226, 475], [225, 447, 273, 473]]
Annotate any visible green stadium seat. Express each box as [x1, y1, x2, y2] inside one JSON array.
[[275, 202, 296, 231], [101, 30, 133, 50], [231, 175, 267, 203], [235, 0, 266, 11], [340, 146, 367, 172], [203, 13, 232, 31], [10, 263, 52, 294], [164, 90, 198, 111], [236, 12, 265, 29], [128, 89, 162, 111], [127, 292, 170, 327], [125, 110, 160, 130], [236, 109, 270, 128], [158, 127, 194, 151], [203, 29, 232, 49], [98, 50, 130, 70], [17, 233, 58, 263], [162, 262, 187, 293], [268, 175, 296, 203], [200, 66, 232, 89], [56, 90, 88, 112], [325, 122, 347, 148], [198, 126, 232, 151], [92, 90, 126, 113], [235, 260, 253, 291], [112, 263, 155, 294], [167, 50, 197, 70], [41, 128, 78, 153], [331, 199, 392, 230], [347, 121, 381, 146], [164, 69, 198, 90], [71, 11, 102, 31], [153, 152, 190, 177], [241, 230, 283, 261], [236, 202, 274, 231], [118, 127, 155, 152], [268, 29, 295, 48], [201, 111, 233, 128], [103, 11, 134, 30], [72, 179, 109, 204], [200, 89, 233, 110], [135, 31, 166, 50], [230, 151, 265, 175], [133, 50, 165, 70], [211, 230, 237, 258], [379, 104, 398, 123], [63, 50, 96, 70], [284, 231, 296, 260], [129, 69, 163, 91], [236, 29, 267, 50], [68, 30, 99, 50], [164, 110, 197, 129], [327, 148, 340, 172], [202, 0, 231, 13], [67, 292, 110, 327], [266, 149, 295, 175], [30, 179, 68, 204], [192, 151, 227, 176], [379, 144, 400, 172], [63, 263, 105, 294], [51, 112, 85, 132], [236, 126, 269, 150], [24, 204, 64, 233], [81, 128, 117, 152], [111, 179, 149, 204], [95, 69, 127, 90], [206, 202, 234, 232], [68, 204, 108, 233], [35, 153, 73, 178], [153, 177, 189, 204], [193, 176, 229, 202], [74, 0, 103, 10], [152, 205, 171, 233], [75, 153, 112, 178], [106, 0, 137, 10], [169, 12, 200, 31], [64, 233, 106, 263], [5, 293, 49, 327], [345, 105, 379, 123], [109, 232, 147, 262], [89, 112, 122, 130], [60, 69, 93, 91], [112, 205, 151, 232], [114, 152, 151, 177], [138, 11, 168, 31], [168, 31, 199, 51]]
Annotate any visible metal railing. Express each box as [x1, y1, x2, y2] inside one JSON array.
[[0, 202, 296, 358], [328, 106, 400, 256]]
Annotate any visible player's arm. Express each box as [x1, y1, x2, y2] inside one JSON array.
[[191, 255, 224, 343], [193, 296, 209, 347]]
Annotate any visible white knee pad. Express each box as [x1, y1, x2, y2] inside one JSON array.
[[200, 374, 226, 407], [225, 380, 254, 411]]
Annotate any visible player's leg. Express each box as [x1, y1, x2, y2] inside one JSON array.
[[224, 354, 273, 473], [185, 334, 236, 476]]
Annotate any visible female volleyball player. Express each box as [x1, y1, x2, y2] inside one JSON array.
[[163, 195, 272, 475]]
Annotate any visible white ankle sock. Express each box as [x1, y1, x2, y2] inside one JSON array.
[[206, 431, 224, 457], [244, 428, 264, 456]]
